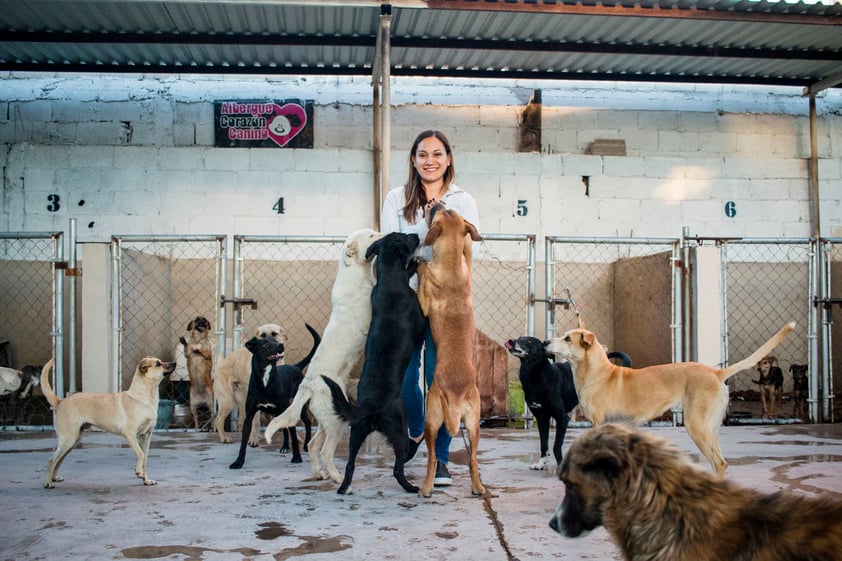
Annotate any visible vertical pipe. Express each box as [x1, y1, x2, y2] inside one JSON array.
[[232, 237, 243, 352], [544, 238, 554, 340], [67, 219, 77, 394], [820, 240, 833, 421], [110, 238, 122, 392], [681, 227, 692, 363], [670, 242, 682, 363], [373, 86, 382, 229], [526, 235, 536, 337], [808, 240, 820, 422], [380, 4, 392, 214], [719, 242, 729, 371], [53, 233, 65, 398], [216, 236, 227, 359]]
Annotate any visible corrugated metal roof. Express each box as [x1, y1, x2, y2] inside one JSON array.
[[0, 0, 840, 87]]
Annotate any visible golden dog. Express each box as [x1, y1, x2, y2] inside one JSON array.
[[545, 322, 794, 475], [213, 323, 287, 444], [550, 422, 842, 561], [182, 315, 215, 429], [41, 357, 176, 488], [416, 204, 484, 497]]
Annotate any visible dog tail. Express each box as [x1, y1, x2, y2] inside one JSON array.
[[40, 359, 60, 408], [322, 374, 358, 423], [264, 385, 311, 443], [719, 322, 795, 382], [294, 323, 321, 371]]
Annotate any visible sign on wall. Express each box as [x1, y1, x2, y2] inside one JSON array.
[[213, 99, 314, 148]]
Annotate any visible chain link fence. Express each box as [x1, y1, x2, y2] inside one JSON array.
[[0, 232, 62, 427], [112, 236, 225, 400], [822, 238, 841, 422], [545, 237, 680, 369]]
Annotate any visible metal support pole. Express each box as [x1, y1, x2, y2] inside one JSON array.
[[52, 233, 65, 398], [110, 238, 122, 392], [380, 4, 392, 214], [67, 219, 77, 394]]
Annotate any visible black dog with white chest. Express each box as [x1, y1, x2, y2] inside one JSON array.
[[229, 324, 320, 469], [324, 232, 426, 494], [505, 336, 631, 471]]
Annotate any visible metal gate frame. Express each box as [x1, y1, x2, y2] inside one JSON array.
[[111, 235, 227, 388], [0, 230, 65, 397]]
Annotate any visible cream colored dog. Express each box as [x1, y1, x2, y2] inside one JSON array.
[[41, 356, 176, 488], [545, 321, 795, 475], [416, 204, 485, 498], [265, 228, 383, 483], [213, 323, 287, 444]]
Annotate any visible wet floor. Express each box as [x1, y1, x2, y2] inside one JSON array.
[[0, 423, 840, 560]]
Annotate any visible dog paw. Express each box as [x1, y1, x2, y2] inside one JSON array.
[[291, 456, 303, 464], [529, 455, 549, 471], [279, 446, 290, 454], [229, 461, 244, 470], [143, 479, 158, 486]]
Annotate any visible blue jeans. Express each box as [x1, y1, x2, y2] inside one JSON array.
[[402, 325, 451, 464]]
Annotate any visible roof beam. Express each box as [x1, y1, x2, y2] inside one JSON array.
[[4, 31, 840, 63], [422, 0, 842, 26]]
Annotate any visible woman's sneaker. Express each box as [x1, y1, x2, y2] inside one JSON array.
[[434, 460, 452, 486]]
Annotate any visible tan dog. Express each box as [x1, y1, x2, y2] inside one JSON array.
[[41, 356, 176, 488], [181, 315, 214, 429], [265, 228, 383, 484], [416, 204, 484, 497], [550, 422, 842, 561], [545, 322, 794, 475], [214, 323, 287, 444]]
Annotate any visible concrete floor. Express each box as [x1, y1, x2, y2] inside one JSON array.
[[1, 422, 841, 561]]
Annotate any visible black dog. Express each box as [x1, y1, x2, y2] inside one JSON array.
[[505, 336, 631, 471], [229, 324, 320, 470], [324, 232, 426, 494], [790, 363, 809, 421]]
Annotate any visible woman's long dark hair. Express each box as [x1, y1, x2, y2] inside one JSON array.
[[402, 130, 455, 224]]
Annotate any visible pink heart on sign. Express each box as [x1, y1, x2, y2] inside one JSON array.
[[266, 103, 307, 147]]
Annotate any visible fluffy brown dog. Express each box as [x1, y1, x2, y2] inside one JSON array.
[[41, 357, 176, 488], [545, 322, 794, 475], [213, 323, 287, 444], [416, 204, 484, 497], [550, 422, 842, 561], [181, 315, 214, 429]]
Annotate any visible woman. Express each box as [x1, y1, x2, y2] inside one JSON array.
[[380, 130, 480, 486]]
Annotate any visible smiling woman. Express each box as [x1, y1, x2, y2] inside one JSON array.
[[380, 129, 481, 488]]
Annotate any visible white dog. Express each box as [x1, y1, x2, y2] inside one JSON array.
[[265, 228, 383, 483]]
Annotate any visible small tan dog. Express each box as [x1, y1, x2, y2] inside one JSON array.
[[754, 355, 783, 419], [181, 315, 214, 429], [416, 204, 484, 497], [41, 356, 176, 488], [214, 323, 287, 444], [545, 322, 794, 475], [551, 422, 842, 561]]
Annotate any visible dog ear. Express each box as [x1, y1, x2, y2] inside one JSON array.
[[581, 331, 596, 349], [244, 337, 258, 353], [463, 219, 482, 241], [365, 237, 382, 260], [425, 221, 443, 246], [187, 320, 194, 331], [577, 313, 586, 330], [343, 239, 360, 266]]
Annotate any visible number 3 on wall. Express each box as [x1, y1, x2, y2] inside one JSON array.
[[724, 201, 736, 218], [47, 194, 61, 212]]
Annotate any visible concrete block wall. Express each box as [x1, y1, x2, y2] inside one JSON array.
[[1, 73, 840, 245]]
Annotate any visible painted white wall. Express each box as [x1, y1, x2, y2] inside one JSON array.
[[1, 73, 840, 247]]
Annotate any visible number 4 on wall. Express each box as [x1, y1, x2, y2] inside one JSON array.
[[273, 197, 285, 214]]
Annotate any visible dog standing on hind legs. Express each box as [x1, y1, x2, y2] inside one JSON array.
[[41, 357, 176, 488], [324, 232, 426, 494], [416, 203, 485, 497], [182, 315, 214, 429], [550, 422, 842, 561]]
